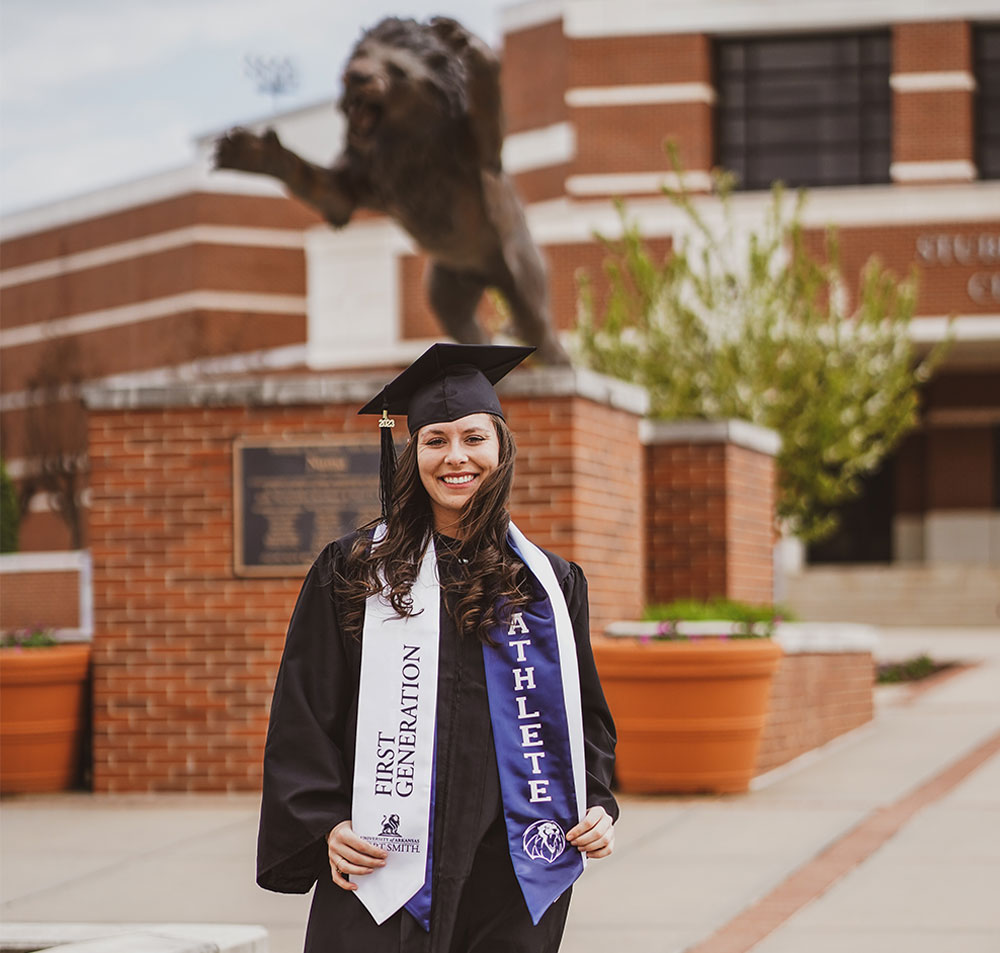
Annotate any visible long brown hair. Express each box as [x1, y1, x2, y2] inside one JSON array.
[[337, 415, 534, 643]]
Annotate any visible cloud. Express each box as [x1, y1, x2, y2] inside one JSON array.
[[1, 115, 194, 215], [0, 0, 343, 105]]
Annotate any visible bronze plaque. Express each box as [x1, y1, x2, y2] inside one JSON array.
[[233, 437, 382, 576]]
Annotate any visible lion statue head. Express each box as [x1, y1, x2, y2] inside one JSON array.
[[339, 18, 469, 155]]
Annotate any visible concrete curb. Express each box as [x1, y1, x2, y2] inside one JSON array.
[[0, 923, 267, 953]]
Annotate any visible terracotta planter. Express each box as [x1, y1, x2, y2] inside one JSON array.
[[0, 643, 91, 793], [593, 636, 782, 794]]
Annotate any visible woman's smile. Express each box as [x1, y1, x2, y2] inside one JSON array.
[[417, 413, 500, 532]]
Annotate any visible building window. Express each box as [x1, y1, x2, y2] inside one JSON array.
[[715, 32, 891, 190], [975, 25, 1000, 180]]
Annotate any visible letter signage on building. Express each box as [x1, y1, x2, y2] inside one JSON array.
[[915, 232, 1000, 305]]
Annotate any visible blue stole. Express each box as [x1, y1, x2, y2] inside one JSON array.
[[481, 526, 587, 924]]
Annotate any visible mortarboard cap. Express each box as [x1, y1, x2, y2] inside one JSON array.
[[359, 343, 534, 517], [359, 343, 534, 433]]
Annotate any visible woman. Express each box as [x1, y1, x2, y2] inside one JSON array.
[[257, 344, 618, 952]]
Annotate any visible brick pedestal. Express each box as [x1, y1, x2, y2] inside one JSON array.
[[84, 367, 646, 792], [642, 419, 780, 607]]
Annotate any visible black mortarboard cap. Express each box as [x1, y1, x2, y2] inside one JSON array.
[[358, 343, 534, 516]]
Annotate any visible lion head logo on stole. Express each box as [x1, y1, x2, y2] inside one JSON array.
[[380, 814, 401, 837], [521, 820, 566, 864]]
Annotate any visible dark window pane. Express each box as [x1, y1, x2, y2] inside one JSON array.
[[976, 26, 1000, 179], [749, 111, 860, 146], [716, 31, 891, 189], [718, 115, 746, 147]]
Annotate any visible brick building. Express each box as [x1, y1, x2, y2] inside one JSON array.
[[2, 0, 999, 574]]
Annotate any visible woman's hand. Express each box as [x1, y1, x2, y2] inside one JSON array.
[[326, 820, 389, 890], [566, 805, 615, 859]]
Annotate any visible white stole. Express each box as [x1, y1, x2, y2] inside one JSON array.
[[352, 533, 440, 925]]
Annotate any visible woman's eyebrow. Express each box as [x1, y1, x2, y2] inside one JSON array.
[[420, 426, 490, 437]]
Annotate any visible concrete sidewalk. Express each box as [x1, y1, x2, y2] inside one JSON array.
[[2, 626, 998, 953]]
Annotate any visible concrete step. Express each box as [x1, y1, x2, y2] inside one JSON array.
[[785, 565, 1000, 626]]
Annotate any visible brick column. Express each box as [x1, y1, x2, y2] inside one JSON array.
[[642, 419, 779, 607], [502, 368, 648, 637], [891, 21, 976, 184], [84, 367, 646, 792]]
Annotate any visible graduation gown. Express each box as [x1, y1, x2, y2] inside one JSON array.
[[257, 530, 619, 953]]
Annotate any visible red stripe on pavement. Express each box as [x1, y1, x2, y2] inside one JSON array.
[[686, 729, 1000, 953]]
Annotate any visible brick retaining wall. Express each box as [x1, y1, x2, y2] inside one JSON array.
[[756, 651, 875, 775]]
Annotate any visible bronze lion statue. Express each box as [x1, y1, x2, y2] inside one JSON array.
[[215, 16, 568, 364]]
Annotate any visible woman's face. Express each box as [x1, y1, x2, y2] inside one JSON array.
[[416, 413, 500, 534]]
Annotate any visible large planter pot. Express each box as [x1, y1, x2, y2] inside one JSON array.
[[593, 634, 782, 794], [0, 643, 91, 793]]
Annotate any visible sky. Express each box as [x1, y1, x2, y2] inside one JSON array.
[[0, 0, 502, 216]]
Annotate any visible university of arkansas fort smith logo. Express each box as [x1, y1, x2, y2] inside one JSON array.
[[359, 814, 422, 854]]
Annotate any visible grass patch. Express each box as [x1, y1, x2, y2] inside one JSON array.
[[876, 653, 954, 684]]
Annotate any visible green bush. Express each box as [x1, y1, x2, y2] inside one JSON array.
[[576, 148, 949, 543], [642, 598, 793, 638]]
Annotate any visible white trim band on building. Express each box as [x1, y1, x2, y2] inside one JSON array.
[[0, 159, 287, 241], [910, 316, 1000, 343], [566, 170, 713, 196], [639, 418, 782, 456], [890, 160, 978, 183], [890, 71, 977, 93], [0, 291, 308, 349], [503, 122, 577, 173], [566, 83, 716, 107], [559, 0, 1000, 37], [0, 343, 309, 414], [0, 226, 307, 290]]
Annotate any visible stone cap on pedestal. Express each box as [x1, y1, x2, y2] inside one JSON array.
[[83, 365, 651, 416], [640, 418, 781, 456]]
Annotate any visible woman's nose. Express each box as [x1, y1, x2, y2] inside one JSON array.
[[444, 439, 467, 463]]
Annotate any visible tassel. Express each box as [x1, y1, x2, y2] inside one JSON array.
[[379, 409, 397, 519]]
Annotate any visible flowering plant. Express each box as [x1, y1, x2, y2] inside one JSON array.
[[1, 627, 58, 649]]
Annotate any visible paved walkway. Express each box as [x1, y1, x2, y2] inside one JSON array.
[[2, 627, 998, 953]]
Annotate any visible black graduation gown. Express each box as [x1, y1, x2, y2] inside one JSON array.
[[256, 531, 619, 953]]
